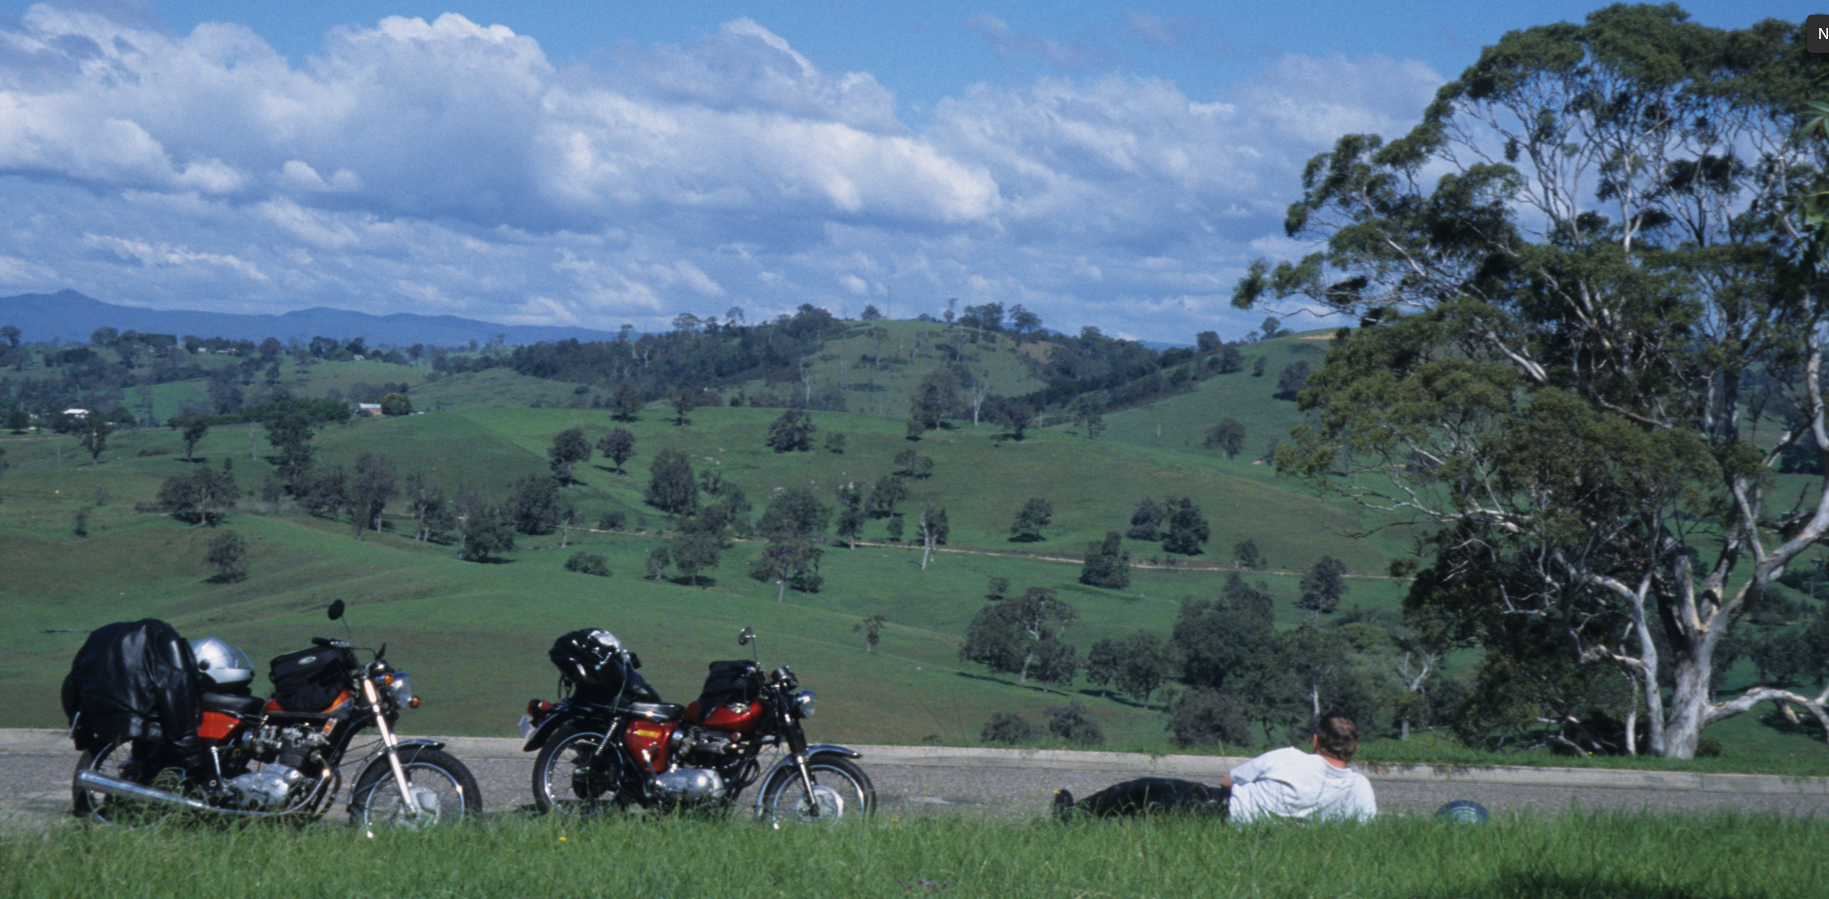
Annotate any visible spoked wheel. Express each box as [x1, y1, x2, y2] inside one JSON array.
[[348, 746, 482, 833], [756, 755, 876, 826], [531, 730, 625, 817], [72, 740, 182, 827]]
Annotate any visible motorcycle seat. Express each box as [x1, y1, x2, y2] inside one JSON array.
[[201, 692, 268, 716], [625, 701, 684, 722]]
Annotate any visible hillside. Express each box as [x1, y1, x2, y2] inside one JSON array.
[[0, 398, 1417, 748], [6, 316, 1822, 764]]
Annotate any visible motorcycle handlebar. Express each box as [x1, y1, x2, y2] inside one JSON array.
[[310, 637, 349, 648]]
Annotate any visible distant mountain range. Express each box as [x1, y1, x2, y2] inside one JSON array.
[[0, 290, 624, 348]]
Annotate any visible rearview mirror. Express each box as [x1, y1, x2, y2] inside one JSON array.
[[738, 627, 754, 646], [328, 599, 346, 621]]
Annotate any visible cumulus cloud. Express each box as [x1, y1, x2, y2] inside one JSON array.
[[0, 5, 1442, 342]]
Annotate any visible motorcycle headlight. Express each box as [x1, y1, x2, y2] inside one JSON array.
[[792, 689, 816, 720], [386, 671, 416, 709]]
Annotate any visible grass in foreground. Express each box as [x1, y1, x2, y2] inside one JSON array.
[[3, 811, 1824, 899]]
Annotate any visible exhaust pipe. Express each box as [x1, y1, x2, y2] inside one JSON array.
[[75, 770, 212, 813]]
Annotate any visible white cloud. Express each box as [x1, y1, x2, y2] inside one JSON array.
[[0, 7, 1442, 343]]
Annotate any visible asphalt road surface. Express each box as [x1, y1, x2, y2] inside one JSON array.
[[6, 730, 1826, 830]]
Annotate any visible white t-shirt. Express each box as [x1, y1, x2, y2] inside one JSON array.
[[1227, 746, 1376, 823]]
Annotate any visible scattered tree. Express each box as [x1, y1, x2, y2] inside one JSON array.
[[834, 482, 866, 549], [1203, 418, 1246, 458], [748, 537, 824, 599], [893, 449, 934, 479], [865, 474, 907, 519], [766, 408, 817, 452], [1272, 362, 1310, 401], [403, 472, 456, 542], [156, 466, 239, 525], [1127, 497, 1166, 541], [1160, 498, 1209, 555], [645, 545, 671, 581], [856, 613, 886, 653], [667, 530, 722, 586], [597, 427, 636, 473], [960, 587, 1078, 685], [644, 449, 699, 515], [457, 505, 516, 562], [610, 382, 643, 421], [916, 503, 949, 569], [756, 486, 830, 540], [77, 415, 111, 463], [1233, 538, 1264, 570], [1009, 497, 1053, 543], [547, 427, 592, 485], [508, 474, 569, 535], [379, 392, 413, 416], [348, 453, 396, 540], [204, 530, 249, 583], [169, 410, 211, 462], [1297, 556, 1349, 619], [997, 403, 1035, 441], [1079, 531, 1130, 589]]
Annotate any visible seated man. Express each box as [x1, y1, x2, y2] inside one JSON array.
[[1054, 712, 1375, 822]]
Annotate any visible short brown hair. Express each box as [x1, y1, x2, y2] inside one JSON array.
[[1315, 712, 1359, 761]]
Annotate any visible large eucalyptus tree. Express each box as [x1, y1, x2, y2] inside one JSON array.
[[1234, 5, 1825, 757]]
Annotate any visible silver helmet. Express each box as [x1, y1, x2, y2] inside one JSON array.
[[191, 637, 254, 688]]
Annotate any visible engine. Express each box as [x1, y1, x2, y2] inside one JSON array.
[[221, 723, 331, 809], [648, 767, 726, 807], [642, 725, 749, 808], [674, 726, 743, 766]]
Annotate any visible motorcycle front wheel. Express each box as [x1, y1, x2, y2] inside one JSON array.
[[756, 755, 877, 826], [72, 740, 178, 826], [531, 729, 625, 816], [348, 745, 481, 832]]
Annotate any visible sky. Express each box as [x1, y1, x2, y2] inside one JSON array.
[[0, 1, 1810, 344]]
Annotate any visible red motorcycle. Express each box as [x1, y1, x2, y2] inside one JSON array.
[[520, 626, 875, 824], [69, 601, 481, 830]]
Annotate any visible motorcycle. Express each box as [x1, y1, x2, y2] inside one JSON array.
[[71, 601, 482, 830], [519, 626, 875, 824]]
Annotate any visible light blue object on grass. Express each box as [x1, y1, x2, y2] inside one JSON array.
[[1435, 800, 1488, 823]]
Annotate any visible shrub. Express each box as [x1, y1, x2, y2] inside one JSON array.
[[1166, 688, 1252, 748], [1046, 702, 1104, 746], [980, 712, 1038, 745], [564, 553, 611, 577]]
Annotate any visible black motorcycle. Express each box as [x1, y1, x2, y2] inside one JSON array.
[[519, 626, 874, 824], [70, 601, 482, 830]]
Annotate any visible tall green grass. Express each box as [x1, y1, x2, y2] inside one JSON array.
[[4, 812, 1823, 899]]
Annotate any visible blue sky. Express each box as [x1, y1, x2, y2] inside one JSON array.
[[0, 1, 1809, 343]]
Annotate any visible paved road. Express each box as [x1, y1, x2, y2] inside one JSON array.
[[7, 729, 1827, 829]]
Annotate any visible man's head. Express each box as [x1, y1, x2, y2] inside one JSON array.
[[1313, 712, 1359, 762]]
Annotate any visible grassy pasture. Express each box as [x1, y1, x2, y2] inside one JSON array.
[[7, 352, 1829, 765], [4, 405, 1406, 748], [4, 812, 1825, 899]]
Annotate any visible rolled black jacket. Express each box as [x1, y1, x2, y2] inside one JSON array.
[[62, 619, 202, 754]]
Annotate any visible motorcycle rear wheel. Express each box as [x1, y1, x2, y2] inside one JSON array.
[[756, 755, 876, 826], [531, 729, 625, 816], [72, 740, 182, 827], [348, 746, 481, 832]]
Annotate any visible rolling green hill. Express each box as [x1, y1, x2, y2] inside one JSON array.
[[7, 322, 1823, 767], [1, 395, 1412, 749]]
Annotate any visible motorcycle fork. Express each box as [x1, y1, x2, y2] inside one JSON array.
[[785, 726, 821, 818], [360, 677, 419, 815]]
